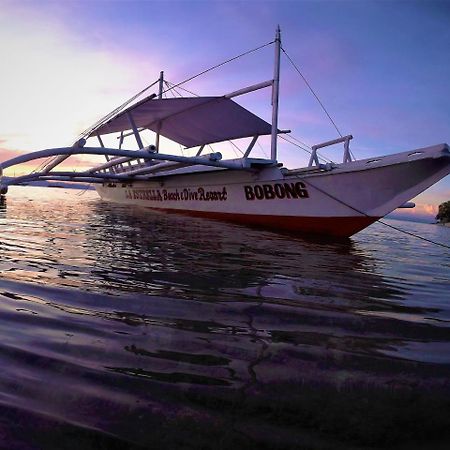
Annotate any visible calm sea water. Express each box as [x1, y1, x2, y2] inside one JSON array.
[[0, 186, 449, 449]]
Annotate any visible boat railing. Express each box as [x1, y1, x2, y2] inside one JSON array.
[[308, 135, 353, 167]]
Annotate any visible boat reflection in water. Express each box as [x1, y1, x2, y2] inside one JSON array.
[[0, 187, 449, 449]]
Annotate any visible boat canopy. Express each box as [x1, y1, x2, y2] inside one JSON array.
[[87, 96, 272, 148]]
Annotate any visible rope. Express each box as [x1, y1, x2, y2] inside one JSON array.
[[166, 82, 200, 97], [279, 49, 439, 248], [279, 135, 334, 164], [31, 156, 54, 174], [229, 141, 244, 157], [281, 46, 446, 248], [281, 46, 357, 161], [164, 80, 185, 98], [162, 81, 188, 155], [377, 219, 450, 249], [257, 141, 269, 159], [79, 79, 160, 140], [76, 183, 93, 196], [279, 135, 312, 155], [286, 134, 313, 150], [302, 177, 450, 250], [281, 46, 343, 138], [161, 41, 274, 95]]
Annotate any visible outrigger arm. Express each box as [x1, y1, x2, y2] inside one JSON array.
[[0, 145, 274, 188]]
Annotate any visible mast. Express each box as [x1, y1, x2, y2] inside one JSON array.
[[270, 26, 281, 161], [155, 70, 164, 152]]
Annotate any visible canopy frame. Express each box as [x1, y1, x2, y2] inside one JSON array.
[[0, 28, 285, 190]]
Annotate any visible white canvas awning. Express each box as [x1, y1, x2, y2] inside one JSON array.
[[88, 97, 272, 148]]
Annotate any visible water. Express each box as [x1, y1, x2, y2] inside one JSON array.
[[0, 186, 449, 449]]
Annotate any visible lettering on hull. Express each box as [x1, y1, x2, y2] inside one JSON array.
[[244, 182, 309, 200], [124, 187, 228, 202]]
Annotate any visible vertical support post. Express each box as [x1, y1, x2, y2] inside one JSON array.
[[97, 134, 111, 166], [196, 145, 206, 156], [126, 111, 144, 149], [158, 71, 164, 98], [308, 148, 320, 167], [270, 26, 281, 161], [343, 137, 353, 163], [96, 134, 105, 148], [127, 111, 144, 168], [243, 136, 258, 158], [155, 71, 164, 153]]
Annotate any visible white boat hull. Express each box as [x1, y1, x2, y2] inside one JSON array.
[[96, 144, 450, 237]]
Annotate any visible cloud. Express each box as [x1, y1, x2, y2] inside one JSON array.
[[392, 202, 439, 221], [0, 147, 24, 165]]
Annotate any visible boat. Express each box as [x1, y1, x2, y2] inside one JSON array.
[[1, 27, 449, 237]]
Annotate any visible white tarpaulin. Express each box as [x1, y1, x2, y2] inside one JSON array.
[[89, 97, 272, 148]]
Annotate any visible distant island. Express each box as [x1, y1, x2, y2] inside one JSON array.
[[436, 201, 450, 226]]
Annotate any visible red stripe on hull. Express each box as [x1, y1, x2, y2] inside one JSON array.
[[139, 206, 379, 237]]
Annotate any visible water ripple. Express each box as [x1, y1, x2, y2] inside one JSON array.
[[0, 186, 449, 448]]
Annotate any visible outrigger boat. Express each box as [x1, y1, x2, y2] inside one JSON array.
[[1, 28, 449, 237]]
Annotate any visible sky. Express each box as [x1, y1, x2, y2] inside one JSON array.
[[0, 0, 449, 219]]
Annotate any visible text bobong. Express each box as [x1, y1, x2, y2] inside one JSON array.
[[244, 182, 309, 200]]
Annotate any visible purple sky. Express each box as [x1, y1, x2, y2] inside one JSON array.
[[1, 0, 449, 217]]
